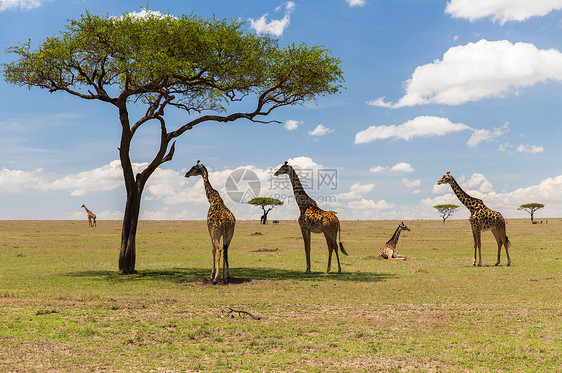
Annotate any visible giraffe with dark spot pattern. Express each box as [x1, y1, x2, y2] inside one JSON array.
[[185, 161, 236, 284], [274, 161, 348, 273], [378, 222, 410, 260], [437, 172, 511, 267]]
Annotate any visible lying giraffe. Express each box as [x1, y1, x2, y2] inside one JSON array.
[[378, 222, 410, 260], [81, 204, 96, 227], [274, 161, 348, 273], [185, 161, 236, 284], [437, 172, 511, 266]]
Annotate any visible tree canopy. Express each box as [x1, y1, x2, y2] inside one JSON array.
[[248, 197, 283, 224], [518, 203, 544, 223], [433, 204, 459, 222], [3, 10, 344, 273]]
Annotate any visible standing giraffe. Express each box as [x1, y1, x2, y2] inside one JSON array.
[[185, 161, 236, 284], [81, 204, 96, 227], [378, 222, 410, 260], [274, 161, 348, 273], [437, 172, 511, 266]]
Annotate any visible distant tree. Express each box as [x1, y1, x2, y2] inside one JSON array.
[[433, 204, 460, 222], [248, 197, 283, 224], [518, 203, 544, 223], [3, 11, 343, 274]]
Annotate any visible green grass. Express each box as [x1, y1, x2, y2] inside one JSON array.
[[0, 219, 560, 372]]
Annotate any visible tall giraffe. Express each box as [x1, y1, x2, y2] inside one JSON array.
[[274, 161, 348, 273], [378, 222, 410, 260], [81, 204, 96, 227], [437, 172, 511, 266], [185, 161, 236, 284]]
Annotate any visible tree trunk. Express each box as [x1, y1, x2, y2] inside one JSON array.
[[118, 186, 142, 274]]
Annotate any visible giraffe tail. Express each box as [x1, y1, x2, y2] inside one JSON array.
[[338, 224, 348, 256], [504, 235, 511, 249]]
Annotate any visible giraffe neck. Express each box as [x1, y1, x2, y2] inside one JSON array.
[[386, 226, 403, 247], [287, 166, 317, 213], [83, 206, 92, 214], [448, 177, 480, 212], [201, 167, 223, 206]]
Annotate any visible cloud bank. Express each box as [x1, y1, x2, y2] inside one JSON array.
[[445, 0, 562, 24], [370, 40, 562, 108], [0, 0, 43, 12]]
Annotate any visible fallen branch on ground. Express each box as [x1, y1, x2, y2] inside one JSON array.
[[223, 306, 262, 320]]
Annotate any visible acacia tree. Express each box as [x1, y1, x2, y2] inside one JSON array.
[[3, 11, 343, 274], [518, 203, 544, 223], [433, 204, 459, 222], [248, 197, 283, 224]]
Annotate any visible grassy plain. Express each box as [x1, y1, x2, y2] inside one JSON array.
[[0, 219, 560, 372]]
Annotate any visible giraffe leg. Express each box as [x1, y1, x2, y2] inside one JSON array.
[[471, 229, 482, 266], [300, 227, 312, 273], [502, 229, 511, 267], [223, 223, 235, 280], [323, 230, 340, 273], [492, 229, 502, 266], [209, 236, 221, 283], [477, 232, 482, 267]]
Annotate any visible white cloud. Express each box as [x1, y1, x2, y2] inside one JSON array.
[[0, 0, 43, 12], [445, 0, 562, 24], [345, 0, 367, 7], [370, 162, 414, 173], [391, 163, 415, 173], [366, 97, 393, 108], [371, 40, 562, 108], [500, 142, 545, 154], [112, 9, 176, 20], [347, 199, 394, 210], [369, 166, 386, 173], [402, 178, 421, 188], [466, 122, 509, 147], [46, 160, 125, 196], [308, 124, 333, 137], [465, 173, 494, 193], [517, 144, 545, 153], [284, 119, 302, 130], [337, 182, 376, 199], [249, 2, 295, 37], [0, 167, 43, 193], [355, 116, 470, 144]]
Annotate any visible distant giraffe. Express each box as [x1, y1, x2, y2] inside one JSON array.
[[378, 222, 410, 260], [437, 172, 511, 266], [81, 204, 96, 227], [274, 161, 348, 273], [185, 161, 236, 284]]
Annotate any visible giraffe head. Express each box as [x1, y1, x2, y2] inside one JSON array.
[[274, 161, 291, 177], [437, 172, 453, 185], [185, 160, 205, 178], [398, 221, 410, 232], [81, 204, 85, 208]]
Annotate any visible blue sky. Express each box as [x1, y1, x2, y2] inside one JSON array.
[[1, 0, 561, 221]]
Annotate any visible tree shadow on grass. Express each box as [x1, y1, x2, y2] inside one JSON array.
[[65, 267, 397, 285]]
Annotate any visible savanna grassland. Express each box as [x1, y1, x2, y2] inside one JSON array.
[[0, 219, 560, 372]]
